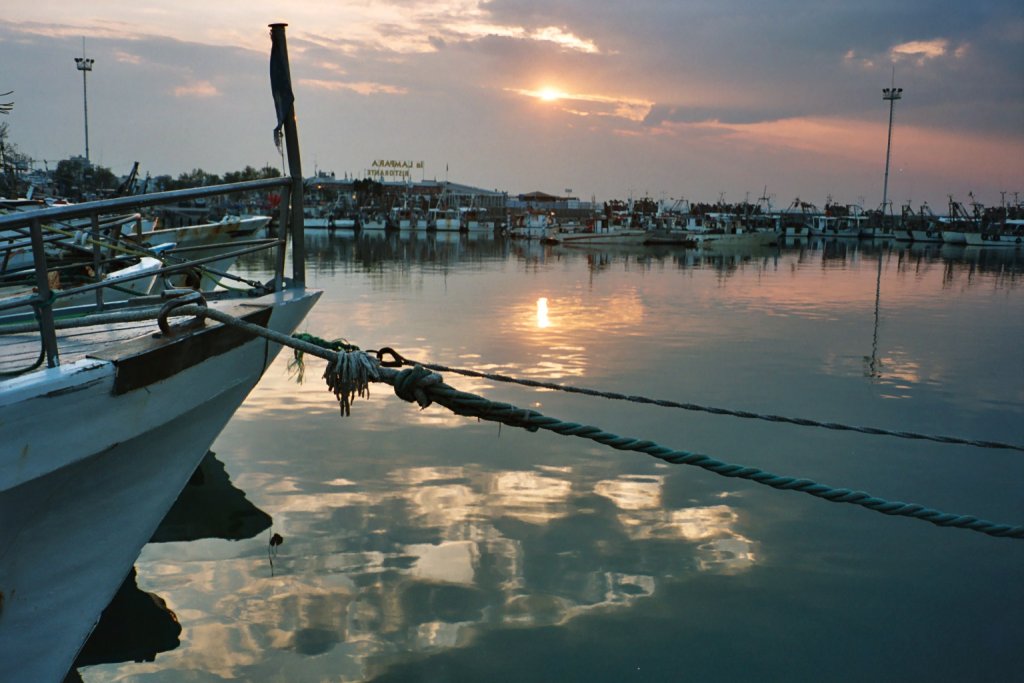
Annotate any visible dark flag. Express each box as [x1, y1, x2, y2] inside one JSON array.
[[269, 30, 294, 149]]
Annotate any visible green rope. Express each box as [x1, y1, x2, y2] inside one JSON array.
[[380, 364, 1024, 540], [292, 332, 360, 352], [288, 333, 359, 383], [162, 313, 1023, 541], [0, 306, 48, 376], [398, 355, 1024, 453]]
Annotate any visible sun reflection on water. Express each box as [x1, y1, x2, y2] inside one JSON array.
[[536, 296, 551, 328]]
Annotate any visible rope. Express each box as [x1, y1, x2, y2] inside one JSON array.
[[0, 307, 47, 376], [288, 333, 360, 383], [12, 301, 1018, 539], [325, 348, 379, 416], [372, 351, 1024, 453], [240, 334, 1021, 540], [373, 361, 1023, 539]]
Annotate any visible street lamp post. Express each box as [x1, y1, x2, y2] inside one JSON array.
[[881, 81, 903, 226], [74, 48, 95, 163]]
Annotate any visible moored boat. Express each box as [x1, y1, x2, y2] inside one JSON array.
[[0, 24, 320, 682], [550, 222, 648, 246], [427, 207, 461, 231], [691, 229, 780, 249], [140, 214, 272, 289], [507, 210, 556, 239], [963, 221, 1024, 247]]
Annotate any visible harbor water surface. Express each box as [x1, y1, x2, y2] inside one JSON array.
[[79, 233, 1024, 682]]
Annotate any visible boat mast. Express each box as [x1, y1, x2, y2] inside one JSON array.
[[269, 23, 305, 286]]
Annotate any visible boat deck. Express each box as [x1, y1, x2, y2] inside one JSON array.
[[0, 295, 279, 376]]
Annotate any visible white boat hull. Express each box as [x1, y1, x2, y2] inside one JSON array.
[[304, 217, 356, 230], [963, 232, 1024, 247], [0, 287, 320, 682], [508, 227, 550, 239], [144, 216, 271, 290], [688, 231, 779, 249], [552, 229, 648, 246], [432, 218, 461, 232], [910, 229, 942, 243]]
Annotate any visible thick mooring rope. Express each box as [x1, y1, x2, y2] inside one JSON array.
[[375, 351, 1024, 454], [43, 302, 1015, 540], [248, 326, 1024, 539], [373, 363, 1023, 539]]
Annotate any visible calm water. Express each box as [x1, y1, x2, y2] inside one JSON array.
[[79, 233, 1024, 682]]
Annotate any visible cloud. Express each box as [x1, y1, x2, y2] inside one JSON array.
[[643, 103, 802, 128], [528, 26, 599, 53], [173, 80, 219, 98], [506, 87, 652, 121], [114, 50, 143, 65], [891, 38, 950, 63], [843, 49, 875, 69], [299, 78, 407, 96]]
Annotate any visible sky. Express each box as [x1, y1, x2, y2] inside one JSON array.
[[2, 1, 1023, 210]]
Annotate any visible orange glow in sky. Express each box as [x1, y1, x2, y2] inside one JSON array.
[[537, 87, 566, 102], [1, 3, 1021, 208]]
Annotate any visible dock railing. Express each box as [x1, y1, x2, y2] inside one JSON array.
[[0, 176, 306, 368]]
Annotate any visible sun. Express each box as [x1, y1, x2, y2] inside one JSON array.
[[537, 87, 565, 102]]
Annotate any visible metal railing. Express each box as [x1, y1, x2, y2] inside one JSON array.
[[0, 177, 305, 369]]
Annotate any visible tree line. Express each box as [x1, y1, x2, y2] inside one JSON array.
[[1, 121, 281, 200]]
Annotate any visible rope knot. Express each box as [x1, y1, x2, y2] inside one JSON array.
[[323, 350, 380, 416], [393, 365, 443, 409]]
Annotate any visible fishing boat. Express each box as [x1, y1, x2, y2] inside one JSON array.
[[0, 24, 320, 682], [0, 255, 165, 314], [358, 212, 387, 230], [427, 206, 460, 231], [905, 202, 943, 243], [937, 197, 979, 245], [549, 218, 648, 246], [389, 205, 425, 230], [963, 220, 1024, 247], [460, 207, 493, 232], [507, 210, 556, 239], [778, 199, 816, 239], [303, 206, 357, 230], [681, 211, 780, 248], [140, 214, 273, 290], [809, 203, 869, 238], [691, 229, 780, 249], [426, 184, 461, 231], [1, 209, 144, 276]]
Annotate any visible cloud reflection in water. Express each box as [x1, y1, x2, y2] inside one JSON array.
[[125, 463, 755, 681]]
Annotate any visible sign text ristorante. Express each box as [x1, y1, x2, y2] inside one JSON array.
[[367, 159, 425, 180]]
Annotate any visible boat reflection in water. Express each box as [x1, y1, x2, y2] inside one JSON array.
[[63, 568, 181, 683], [70, 452, 271, 681]]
